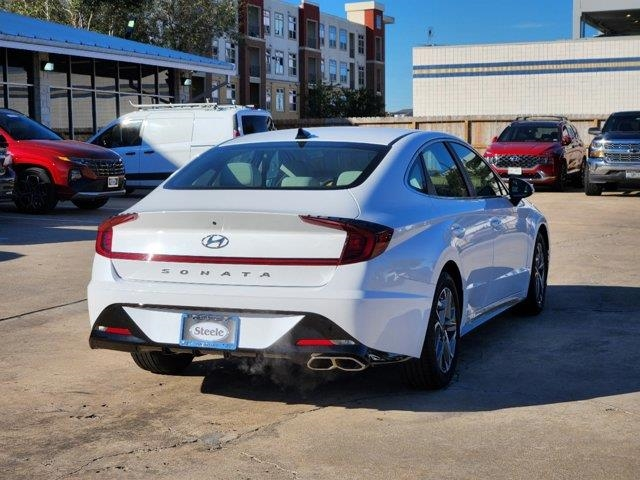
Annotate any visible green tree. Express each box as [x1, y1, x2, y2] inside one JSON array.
[[308, 84, 385, 118]]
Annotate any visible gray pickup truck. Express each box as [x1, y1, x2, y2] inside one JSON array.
[[585, 111, 640, 196]]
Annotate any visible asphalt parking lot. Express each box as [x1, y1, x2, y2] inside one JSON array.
[[1, 189, 639, 479]]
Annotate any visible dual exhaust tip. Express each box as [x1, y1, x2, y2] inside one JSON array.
[[306, 354, 369, 372]]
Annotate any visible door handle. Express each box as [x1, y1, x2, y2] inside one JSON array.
[[143, 150, 155, 154], [451, 225, 465, 238], [124, 151, 136, 156]]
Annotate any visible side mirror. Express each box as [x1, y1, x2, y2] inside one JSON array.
[[588, 127, 601, 135], [509, 177, 534, 206], [561, 135, 572, 146]]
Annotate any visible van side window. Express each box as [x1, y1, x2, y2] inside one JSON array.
[[94, 121, 142, 148]]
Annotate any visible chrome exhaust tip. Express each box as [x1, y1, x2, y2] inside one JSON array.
[[306, 354, 369, 372]]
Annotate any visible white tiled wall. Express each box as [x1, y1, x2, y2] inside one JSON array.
[[413, 36, 640, 117]]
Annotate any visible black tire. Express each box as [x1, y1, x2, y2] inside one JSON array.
[[573, 159, 586, 188], [71, 198, 109, 210], [553, 161, 567, 191], [131, 351, 194, 375], [584, 165, 602, 196], [404, 272, 460, 390], [518, 233, 548, 315], [13, 167, 58, 213]]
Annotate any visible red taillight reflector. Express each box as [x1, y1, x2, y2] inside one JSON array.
[[296, 339, 335, 346], [300, 216, 393, 265], [103, 327, 131, 336], [95, 213, 138, 257]]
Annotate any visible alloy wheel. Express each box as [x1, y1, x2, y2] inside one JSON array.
[[533, 241, 547, 306], [433, 286, 457, 374]]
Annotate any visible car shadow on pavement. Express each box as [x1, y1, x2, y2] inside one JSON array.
[[196, 285, 640, 413]]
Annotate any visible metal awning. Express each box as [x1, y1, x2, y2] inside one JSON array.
[[0, 10, 236, 75], [583, 9, 640, 36]]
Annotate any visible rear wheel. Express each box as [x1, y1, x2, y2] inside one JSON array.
[[14, 167, 58, 213], [518, 233, 548, 315], [71, 198, 109, 210], [131, 351, 194, 375], [404, 272, 460, 390]]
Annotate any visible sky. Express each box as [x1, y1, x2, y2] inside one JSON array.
[[316, 0, 579, 112]]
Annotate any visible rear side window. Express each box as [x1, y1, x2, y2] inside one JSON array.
[[240, 114, 275, 134], [164, 141, 387, 190]]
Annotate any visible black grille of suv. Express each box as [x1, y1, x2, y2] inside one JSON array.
[[83, 158, 125, 176], [494, 155, 546, 168]]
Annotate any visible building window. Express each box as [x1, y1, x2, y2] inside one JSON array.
[[358, 34, 365, 55], [308, 57, 318, 85], [340, 62, 348, 84], [375, 37, 382, 61], [319, 23, 325, 47], [276, 88, 285, 112], [288, 53, 297, 77], [212, 39, 219, 59], [275, 50, 284, 75], [329, 26, 337, 48], [288, 14, 297, 40], [329, 59, 337, 83], [339, 29, 347, 51], [266, 48, 272, 74], [263, 10, 271, 36], [376, 69, 381, 94], [248, 5, 261, 37], [266, 88, 271, 110], [226, 83, 236, 101], [289, 89, 297, 112], [225, 41, 236, 63], [321, 58, 325, 80], [376, 13, 382, 30], [274, 12, 284, 37], [358, 65, 365, 87], [306, 19, 317, 49]]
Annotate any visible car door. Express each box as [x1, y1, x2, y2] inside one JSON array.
[[416, 141, 495, 320], [91, 120, 142, 179], [449, 142, 529, 307], [139, 112, 194, 186]]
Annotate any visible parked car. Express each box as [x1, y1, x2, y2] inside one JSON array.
[[87, 127, 549, 390], [484, 116, 586, 191], [585, 111, 640, 195], [88, 103, 275, 192], [0, 109, 125, 213], [0, 147, 15, 201]]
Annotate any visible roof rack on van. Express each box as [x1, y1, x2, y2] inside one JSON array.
[[129, 101, 256, 111], [514, 115, 568, 122]]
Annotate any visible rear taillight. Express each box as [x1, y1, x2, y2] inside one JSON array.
[[95, 213, 138, 258], [300, 216, 393, 265]]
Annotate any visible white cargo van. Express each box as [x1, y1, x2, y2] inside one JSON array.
[[88, 103, 274, 190]]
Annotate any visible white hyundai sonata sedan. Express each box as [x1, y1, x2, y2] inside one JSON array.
[[88, 127, 549, 389]]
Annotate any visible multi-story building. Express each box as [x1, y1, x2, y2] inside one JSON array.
[[211, 1, 393, 121]]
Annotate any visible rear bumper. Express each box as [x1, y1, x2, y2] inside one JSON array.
[[587, 158, 640, 186]]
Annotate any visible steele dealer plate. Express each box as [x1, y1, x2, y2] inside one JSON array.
[[179, 313, 239, 350]]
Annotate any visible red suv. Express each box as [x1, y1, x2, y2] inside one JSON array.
[[484, 116, 586, 191], [0, 109, 125, 213]]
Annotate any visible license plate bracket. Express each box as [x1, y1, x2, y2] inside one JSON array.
[[507, 167, 522, 175], [179, 313, 239, 350]]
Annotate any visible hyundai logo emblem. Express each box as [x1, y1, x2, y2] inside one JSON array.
[[201, 234, 229, 249], [509, 156, 520, 162]]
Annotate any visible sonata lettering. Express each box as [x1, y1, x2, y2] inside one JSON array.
[[161, 268, 270, 278]]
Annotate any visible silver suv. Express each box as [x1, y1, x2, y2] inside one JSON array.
[[586, 111, 640, 195]]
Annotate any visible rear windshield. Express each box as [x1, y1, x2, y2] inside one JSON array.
[[602, 113, 640, 133], [497, 123, 559, 142], [164, 141, 388, 190], [240, 114, 275, 134], [0, 112, 62, 141]]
